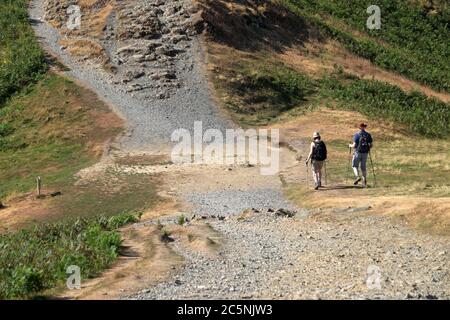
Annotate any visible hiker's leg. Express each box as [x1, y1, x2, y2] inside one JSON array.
[[352, 153, 360, 177], [361, 153, 368, 184], [312, 161, 320, 189], [311, 162, 319, 184], [352, 153, 363, 185], [317, 161, 324, 186], [312, 170, 318, 184]]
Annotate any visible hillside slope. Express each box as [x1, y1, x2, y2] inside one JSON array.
[[128, 0, 449, 300], [35, 0, 234, 151], [197, 0, 450, 232], [2, 0, 448, 299], [0, 0, 126, 231]]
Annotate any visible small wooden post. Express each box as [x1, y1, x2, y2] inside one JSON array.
[[36, 176, 42, 197]]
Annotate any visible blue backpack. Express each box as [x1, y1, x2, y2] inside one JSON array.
[[357, 131, 371, 153]]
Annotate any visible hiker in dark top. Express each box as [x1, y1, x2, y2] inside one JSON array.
[[349, 123, 373, 187], [305, 132, 327, 190]]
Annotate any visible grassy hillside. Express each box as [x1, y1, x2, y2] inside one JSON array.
[[282, 0, 450, 93], [0, 1, 163, 299], [0, 0, 47, 105], [201, 0, 449, 201], [208, 43, 449, 137], [0, 73, 122, 200], [202, 0, 449, 136], [319, 74, 449, 137]]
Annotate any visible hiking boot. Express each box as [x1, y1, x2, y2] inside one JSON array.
[[314, 183, 320, 190], [354, 177, 361, 185], [362, 177, 367, 187]]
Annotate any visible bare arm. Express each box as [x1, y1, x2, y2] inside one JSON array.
[[349, 133, 356, 149], [305, 142, 314, 163]]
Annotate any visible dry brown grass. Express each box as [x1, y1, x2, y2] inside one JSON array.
[[83, 4, 114, 38], [287, 185, 450, 236], [59, 38, 107, 63], [278, 108, 449, 188], [279, 108, 450, 236], [79, 0, 103, 9]]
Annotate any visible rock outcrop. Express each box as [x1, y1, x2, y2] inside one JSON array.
[[44, 0, 203, 100]]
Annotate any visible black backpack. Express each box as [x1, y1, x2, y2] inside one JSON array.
[[312, 141, 327, 161], [357, 131, 371, 153]]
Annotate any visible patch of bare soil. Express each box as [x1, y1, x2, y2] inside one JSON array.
[[55, 207, 222, 300], [0, 194, 53, 233], [114, 154, 172, 167], [57, 225, 181, 300]]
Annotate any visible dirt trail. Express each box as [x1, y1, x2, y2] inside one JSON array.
[[30, 0, 449, 300], [126, 128, 449, 300]]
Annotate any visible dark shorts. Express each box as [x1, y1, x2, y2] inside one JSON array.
[[311, 160, 324, 172]]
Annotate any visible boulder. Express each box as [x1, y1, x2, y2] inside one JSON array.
[[274, 208, 296, 218]]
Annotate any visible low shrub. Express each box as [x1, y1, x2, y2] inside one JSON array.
[[0, 212, 140, 299]]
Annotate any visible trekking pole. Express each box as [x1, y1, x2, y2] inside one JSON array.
[[369, 150, 377, 187]]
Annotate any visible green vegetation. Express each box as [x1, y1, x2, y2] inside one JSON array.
[[211, 54, 316, 126], [282, 0, 450, 92], [319, 76, 450, 137], [0, 0, 47, 105], [178, 215, 186, 226], [324, 138, 450, 197], [214, 49, 449, 137], [49, 172, 161, 223], [0, 74, 122, 200], [241, 63, 315, 108], [0, 212, 141, 299], [160, 229, 174, 242]]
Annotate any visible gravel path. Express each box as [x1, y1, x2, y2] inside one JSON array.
[[184, 188, 298, 217], [29, 0, 233, 153], [130, 209, 449, 300]]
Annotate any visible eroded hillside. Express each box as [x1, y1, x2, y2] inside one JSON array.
[[44, 0, 203, 99]]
